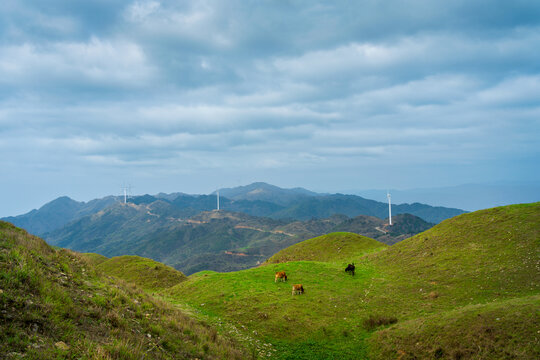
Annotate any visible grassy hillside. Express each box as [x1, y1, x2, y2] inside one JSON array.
[[165, 203, 540, 359], [166, 261, 377, 358], [80, 252, 108, 266], [368, 294, 539, 359], [96, 255, 187, 291], [0, 221, 248, 359], [265, 232, 386, 264], [366, 202, 540, 310]]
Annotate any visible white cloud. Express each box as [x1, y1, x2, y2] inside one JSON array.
[[0, 37, 156, 88], [269, 28, 540, 82], [125, 1, 161, 21], [123, 0, 233, 48], [474, 75, 540, 106]]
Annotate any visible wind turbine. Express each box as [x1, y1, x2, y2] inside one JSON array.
[[387, 191, 392, 225], [216, 188, 220, 211], [121, 183, 132, 204]]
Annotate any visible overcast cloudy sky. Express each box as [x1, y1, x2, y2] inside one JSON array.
[[1, 0, 539, 216]]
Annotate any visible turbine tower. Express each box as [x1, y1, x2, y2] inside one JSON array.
[[121, 183, 132, 204], [217, 189, 220, 211], [387, 191, 392, 225]]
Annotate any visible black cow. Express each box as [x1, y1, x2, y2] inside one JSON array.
[[345, 263, 355, 276]]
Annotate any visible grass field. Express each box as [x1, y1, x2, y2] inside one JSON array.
[[167, 260, 378, 358], [165, 203, 540, 359], [265, 232, 386, 264]]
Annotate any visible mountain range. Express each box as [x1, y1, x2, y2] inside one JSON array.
[[1, 196, 117, 236], [2, 182, 463, 274], [355, 181, 540, 211], [3, 182, 463, 236], [44, 201, 433, 274]]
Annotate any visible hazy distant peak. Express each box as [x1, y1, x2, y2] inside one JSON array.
[[41, 196, 78, 207], [218, 182, 319, 206]]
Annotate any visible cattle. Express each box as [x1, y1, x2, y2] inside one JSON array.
[[275, 271, 288, 283], [345, 263, 355, 276], [292, 284, 304, 295]]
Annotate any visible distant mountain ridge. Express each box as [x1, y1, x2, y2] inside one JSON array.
[[44, 200, 433, 274], [2, 182, 464, 239], [1, 196, 117, 235], [218, 182, 319, 206], [356, 181, 540, 211]]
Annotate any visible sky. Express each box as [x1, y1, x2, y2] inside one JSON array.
[[1, 0, 539, 217]]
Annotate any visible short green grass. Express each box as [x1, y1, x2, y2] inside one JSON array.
[[96, 255, 187, 291], [368, 294, 540, 360], [167, 260, 378, 359], [165, 203, 540, 359], [80, 252, 108, 266], [265, 232, 386, 264]]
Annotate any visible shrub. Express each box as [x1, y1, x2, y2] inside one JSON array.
[[363, 315, 398, 330]]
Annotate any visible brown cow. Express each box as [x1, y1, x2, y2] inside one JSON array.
[[275, 271, 287, 283], [292, 284, 304, 295]]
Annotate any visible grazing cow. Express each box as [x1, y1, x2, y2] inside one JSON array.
[[292, 284, 304, 295], [275, 271, 288, 283], [345, 263, 355, 276]]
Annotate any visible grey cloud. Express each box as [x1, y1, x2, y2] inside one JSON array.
[[0, 38, 156, 93], [1, 0, 539, 217]]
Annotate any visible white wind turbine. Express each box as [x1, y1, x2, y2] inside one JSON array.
[[387, 191, 392, 225], [121, 184, 132, 204]]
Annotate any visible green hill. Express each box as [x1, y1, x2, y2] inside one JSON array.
[[80, 252, 108, 266], [165, 203, 540, 359], [96, 255, 187, 291], [265, 232, 387, 264], [0, 221, 247, 359], [366, 202, 539, 309], [368, 294, 539, 359]]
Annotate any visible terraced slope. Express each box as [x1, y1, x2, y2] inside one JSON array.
[[265, 232, 386, 264], [96, 255, 187, 291], [165, 203, 540, 359], [0, 221, 247, 359]]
